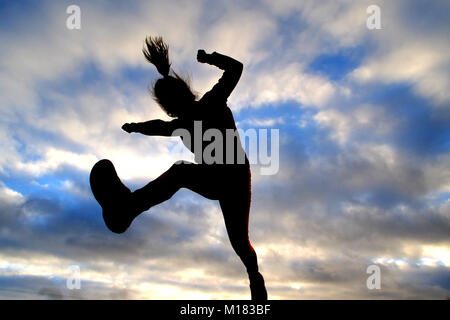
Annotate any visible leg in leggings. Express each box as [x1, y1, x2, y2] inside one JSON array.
[[130, 161, 220, 216], [219, 193, 258, 273], [219, 185, 267, 300], [129, 161, 267, 299]]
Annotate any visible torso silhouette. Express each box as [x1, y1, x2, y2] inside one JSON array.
[[171, 52, 249, 167]]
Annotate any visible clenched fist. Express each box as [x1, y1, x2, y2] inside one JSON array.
[[197, 49, 208, 63], [122, 123, 136, 133]]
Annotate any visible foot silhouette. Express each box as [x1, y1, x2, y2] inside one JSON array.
[[250, 272, 268, 300], [90, 159, 136, 234]]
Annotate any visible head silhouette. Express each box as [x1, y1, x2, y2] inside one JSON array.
[[143, 36, 196, 118]]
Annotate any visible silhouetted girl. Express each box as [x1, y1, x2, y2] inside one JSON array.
[[91, 36, 267, 300]]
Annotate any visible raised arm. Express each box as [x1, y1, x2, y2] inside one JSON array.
[[122, 119, 181, 136], [197, 50, 243, 101]]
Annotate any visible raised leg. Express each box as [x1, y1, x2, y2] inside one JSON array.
[[131, 161, 221, 216]]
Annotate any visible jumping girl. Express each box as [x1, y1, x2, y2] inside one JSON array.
[[90, 36, 267, 300]]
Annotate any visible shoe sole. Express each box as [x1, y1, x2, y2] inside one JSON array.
[[90, 159, 132, 234]]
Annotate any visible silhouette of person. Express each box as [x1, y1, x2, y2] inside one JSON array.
[[91, 36, 267, 300]]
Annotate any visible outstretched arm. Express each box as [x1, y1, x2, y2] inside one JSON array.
[[122, 119, 180, 136], [197, 50, 243, 101]]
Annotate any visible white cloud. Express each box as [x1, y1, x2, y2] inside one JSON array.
[[235, 62, 336, 109], [350, 1, 450, 107], [314, 104, 396, 145], [0, 184, 24, 205], [352, 44, 450, 106], [14, 147, 98, 176]]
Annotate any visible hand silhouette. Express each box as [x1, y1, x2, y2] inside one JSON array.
[[197, 49, 208, 63], [122, 123, 135, 133]]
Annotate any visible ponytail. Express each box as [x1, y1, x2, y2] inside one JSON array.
[[142, 36, 171, 77], [143, 36, 197, 118]]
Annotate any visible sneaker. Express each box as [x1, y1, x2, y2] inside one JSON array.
[[90, 159, 136, 234]]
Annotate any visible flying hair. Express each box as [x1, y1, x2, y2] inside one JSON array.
[[142, 36, 171, 77]]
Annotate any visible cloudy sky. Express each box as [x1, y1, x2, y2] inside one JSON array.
[[0, 0, 449, 299]]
